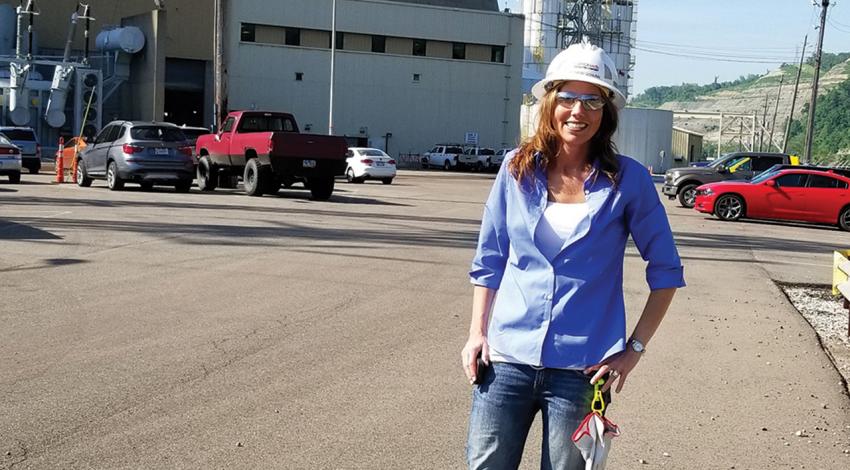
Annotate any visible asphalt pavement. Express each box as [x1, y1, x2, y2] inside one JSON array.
[[1, 170, 848, 469]]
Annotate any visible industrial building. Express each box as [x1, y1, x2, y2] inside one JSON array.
[[0, 0, 523, 157], [518, 0, 675, 172]]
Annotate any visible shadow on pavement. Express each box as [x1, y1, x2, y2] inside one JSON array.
[[15, 216, 479, 250], [0, 195, 481, 226], [0, 219, 62, 240], [0, 258, 89, 273], [673, 230, 846, 254]]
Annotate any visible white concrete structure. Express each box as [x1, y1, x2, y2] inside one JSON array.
[[614, 108, 672, 173], [225, 0, 524, 156]]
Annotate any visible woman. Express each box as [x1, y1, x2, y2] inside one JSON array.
[[462, 43, 685, 469]]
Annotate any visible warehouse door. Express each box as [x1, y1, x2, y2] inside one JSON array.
[[164, 58, 206, 127]]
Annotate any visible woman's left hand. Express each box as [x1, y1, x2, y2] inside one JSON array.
[[584, 350, 642, 393]]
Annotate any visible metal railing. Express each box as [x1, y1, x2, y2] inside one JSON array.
[[832, 250, 850, 336]]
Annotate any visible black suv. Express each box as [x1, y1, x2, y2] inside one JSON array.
[[662, 152, 797, 208]]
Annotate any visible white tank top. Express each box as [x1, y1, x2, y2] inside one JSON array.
[[535, 201, 590, 259]]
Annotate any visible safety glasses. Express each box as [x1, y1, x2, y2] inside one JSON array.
[[555, 91, 606, 111]]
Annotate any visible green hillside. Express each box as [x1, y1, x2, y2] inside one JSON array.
[[631, 52, 850, 165]]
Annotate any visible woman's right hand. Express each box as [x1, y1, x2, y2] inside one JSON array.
[[461, 333, 490, 385]]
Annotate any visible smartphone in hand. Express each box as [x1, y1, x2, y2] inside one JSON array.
[[472, 353, 490, 385]]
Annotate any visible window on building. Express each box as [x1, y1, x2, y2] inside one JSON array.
[[413, 73, 421, 82], [452, 42, 466, 60], [241, 23, 256, 42], [491, 45, 505, 63], [412, 39, 426, 56], [372, 35, 386, 53], [295, 72, 304, 81], [330, 31, 344, 50], [285, 28, 301, 46]]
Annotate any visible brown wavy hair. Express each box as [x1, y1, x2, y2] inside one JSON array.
[[509, 80, 620, 185]]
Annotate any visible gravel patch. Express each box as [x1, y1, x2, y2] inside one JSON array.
[[780, 284, 850, 391]]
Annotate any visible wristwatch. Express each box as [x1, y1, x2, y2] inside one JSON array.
[[628, 338, 646, 354]]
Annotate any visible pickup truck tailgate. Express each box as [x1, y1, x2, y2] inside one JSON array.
[[270, 133, 347, 160]]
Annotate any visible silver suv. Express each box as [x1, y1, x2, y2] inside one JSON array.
[[0, 127, 40, 174], [76, 121, 195, 192]]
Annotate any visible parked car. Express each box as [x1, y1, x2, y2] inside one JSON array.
[[662, 151, 800, 208], [422, 144, 463, 170], [75, 121, 195, 192], [694, 167, 850, 231], [0, 126, 41, 174], [0, 133, 22, 183], [179, 125, 211, 163], [493, 148, 514, 169], [460, 147, 496, 171], [55, 136, 87, 163], [194, 111, 348, 199], [345, 147, 396, 184]]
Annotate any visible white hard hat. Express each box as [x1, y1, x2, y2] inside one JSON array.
[[531, 42, 626, 109]]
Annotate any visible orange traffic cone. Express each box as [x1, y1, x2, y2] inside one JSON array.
[[55, 137, 65, 183]]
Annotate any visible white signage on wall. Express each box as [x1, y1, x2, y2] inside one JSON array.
[[465, 132, 479, 145]]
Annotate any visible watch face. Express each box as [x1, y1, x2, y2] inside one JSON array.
[[631, 340, 645, 353]]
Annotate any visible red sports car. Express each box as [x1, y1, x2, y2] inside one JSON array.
[[694, 168, 850, 231]]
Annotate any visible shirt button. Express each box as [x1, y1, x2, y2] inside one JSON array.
[[544, 293, 552, 300]]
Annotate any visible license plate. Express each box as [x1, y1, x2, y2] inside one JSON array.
[[302, 160, 316, 168], [154, 148, 170, 155], [375, 162, 385, 167]]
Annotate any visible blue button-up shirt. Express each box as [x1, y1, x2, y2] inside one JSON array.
[[469, 153, 685, 369]]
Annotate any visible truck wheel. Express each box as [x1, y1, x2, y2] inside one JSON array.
[[197, 156, 217, 191], [107, 161, 124, 191], [8, 171, 20, 184], [381, 178, 393, 185], [309, 174, 335, 201], [243, 159, 267, 196], [76, 160, 92, 187], [443, 159, 451, 171], [677, 183, 698, 208]]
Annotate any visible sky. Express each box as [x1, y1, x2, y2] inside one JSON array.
[[499, 0, 850, 96]]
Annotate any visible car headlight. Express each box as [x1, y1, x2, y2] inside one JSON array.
[[696, 188, 713, 196]]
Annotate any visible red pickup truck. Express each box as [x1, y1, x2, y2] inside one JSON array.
[[194, 111, 348, 200]]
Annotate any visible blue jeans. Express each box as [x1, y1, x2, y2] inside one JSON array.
[[466, 362, 596, 470]]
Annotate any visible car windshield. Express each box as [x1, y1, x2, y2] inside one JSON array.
[[480, 149, 495, 155], [706, 154, 738, 168], [0, 129, 36, 141], [361, 149, 386, 157], [749, 169, 779, 184], [238, 115, 297, 132], [131, 126, 187, 142], [181, 128, 209, 139]]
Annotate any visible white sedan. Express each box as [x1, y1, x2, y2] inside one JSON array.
[[345, 147, 397, 184]]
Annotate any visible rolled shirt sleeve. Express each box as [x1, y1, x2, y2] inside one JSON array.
[[469, 164, 510, 289], [625, 163, 686, 290]]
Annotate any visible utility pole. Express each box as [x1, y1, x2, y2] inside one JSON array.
[[760, 94, 769, 151], [768, 76, 784, 151], [804, 0, 829, 162], [213, 0, 226, 131], [783, 35, 807, 153], [328, 0, 336, 135]]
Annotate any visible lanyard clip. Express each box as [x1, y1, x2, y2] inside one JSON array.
[[591, 378, 606, 414]]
